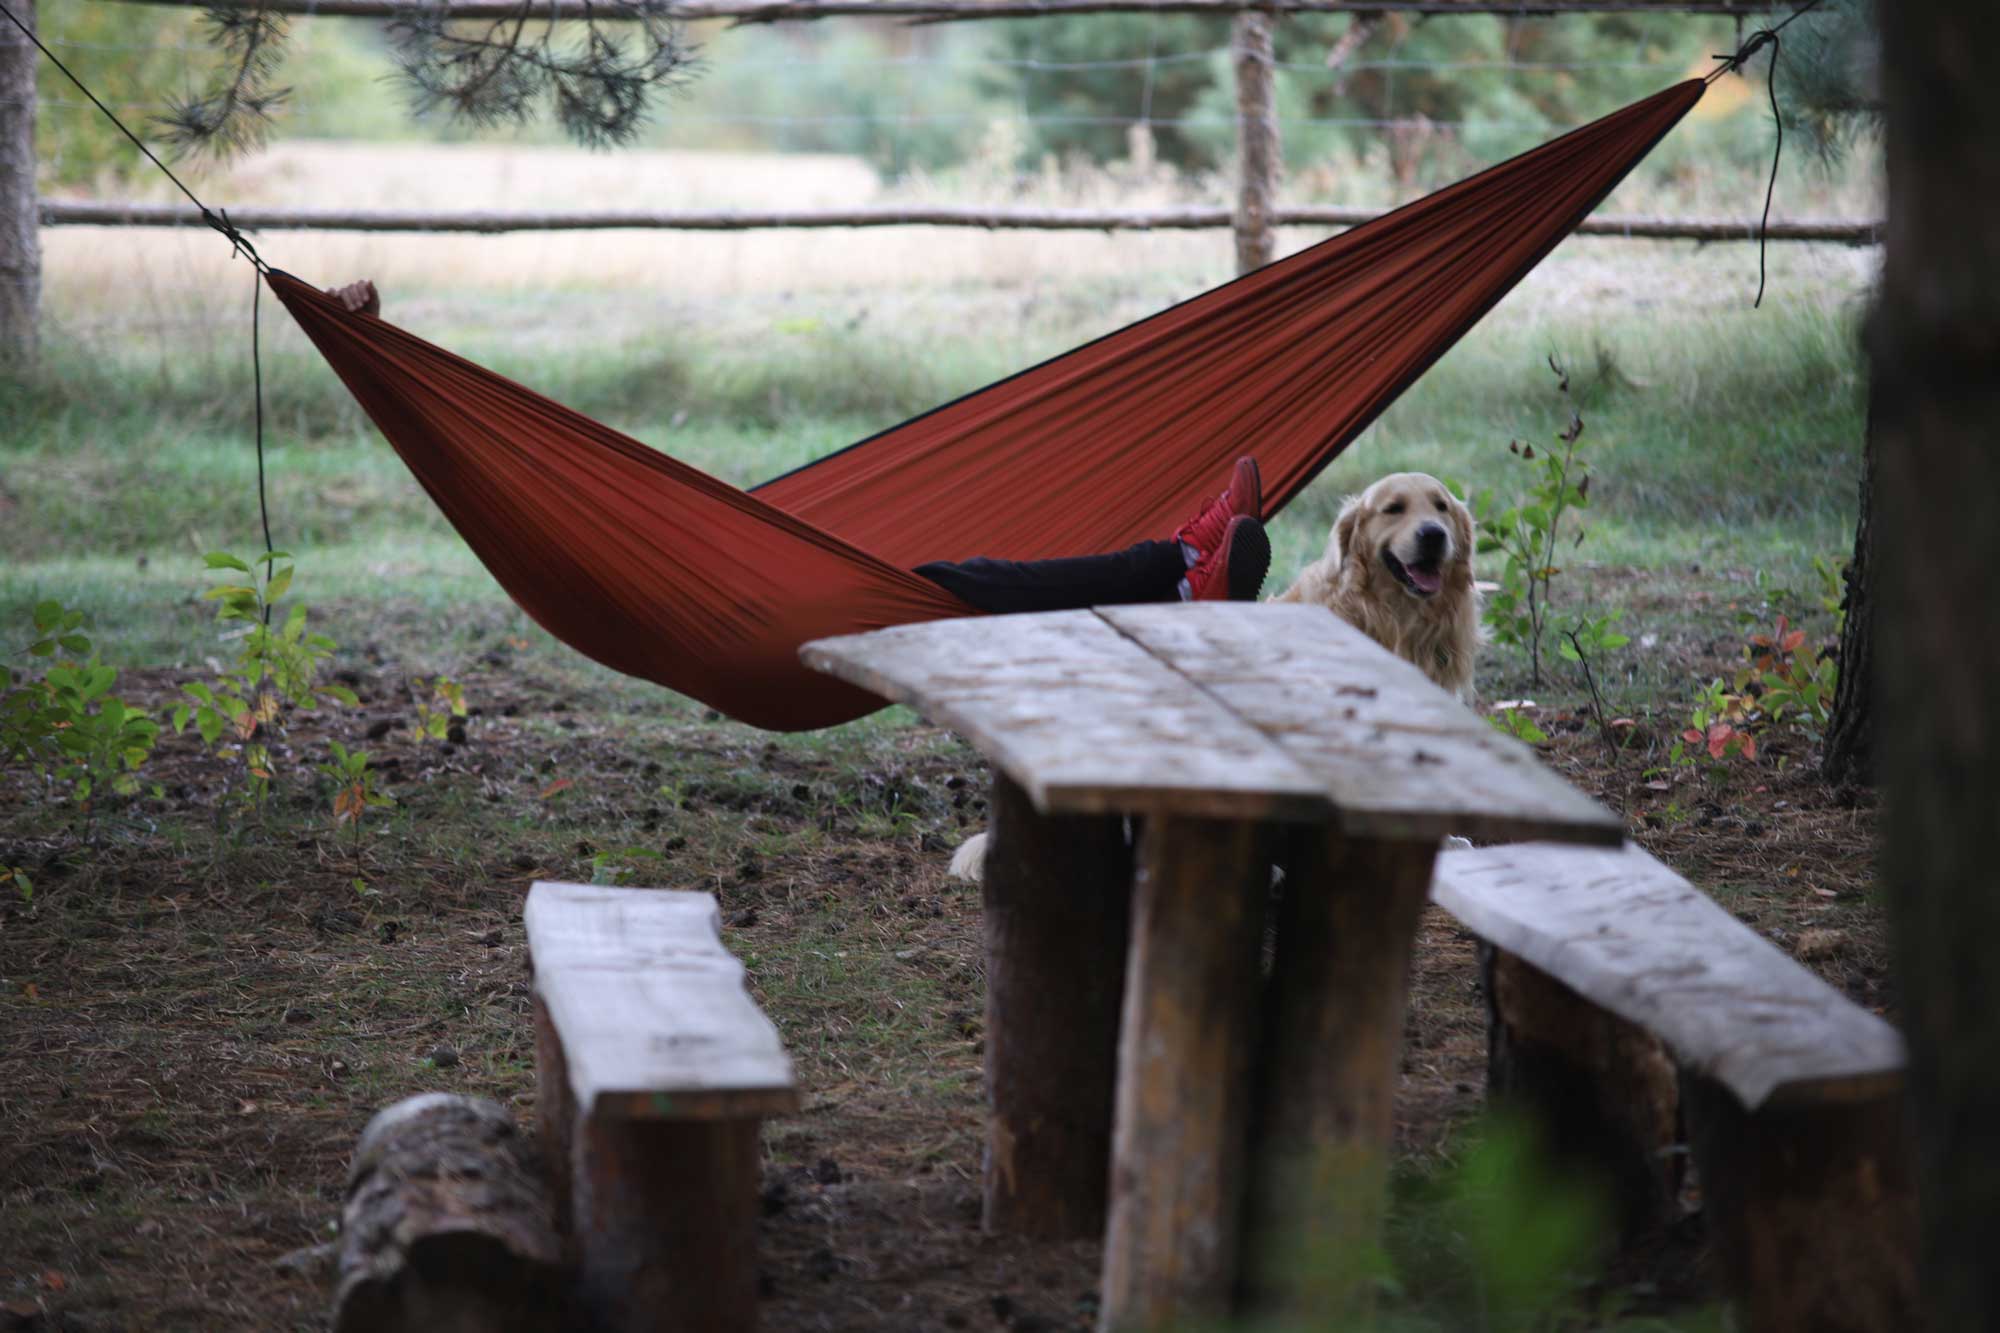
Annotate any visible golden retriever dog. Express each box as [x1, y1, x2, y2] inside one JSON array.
[[1271, 471, 1482, 701]]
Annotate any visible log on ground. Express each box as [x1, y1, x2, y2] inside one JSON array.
[[334, 1093, 567, 1333]]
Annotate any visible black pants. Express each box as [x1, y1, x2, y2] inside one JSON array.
[[915, 540, 1186, 614]]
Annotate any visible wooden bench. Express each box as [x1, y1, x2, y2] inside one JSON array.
[[802, 601, 1622, 1329], [1431, 841, 1916, 1332], [526, 880, 800, 1333]]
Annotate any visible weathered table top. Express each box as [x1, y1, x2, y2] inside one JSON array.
[[802, 601, 1621, 846]]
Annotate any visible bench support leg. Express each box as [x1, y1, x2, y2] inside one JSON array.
[[1683, 1075, 1918, 1333], [1240, 831, 1436, 1319], [1482, 945, 1681, 1244], [1100, 816, 1269, 1331], [533, 995, 579, 1241], [983, 773, 1133, 1238], [571, 1115, 763, 1333]]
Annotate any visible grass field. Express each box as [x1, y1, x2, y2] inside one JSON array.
[[1, 140, 1889, 1329]]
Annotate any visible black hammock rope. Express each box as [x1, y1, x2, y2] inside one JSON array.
[[1708, 0, 1830, 308]]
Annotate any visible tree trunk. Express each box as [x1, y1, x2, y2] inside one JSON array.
[[1874, 5, 2000, 1330], [1231, 9, 1278, 275], [1821, 396, 1875, 785], [0, 0, 37, 368]]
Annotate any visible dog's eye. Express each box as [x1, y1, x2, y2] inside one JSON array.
[[1434, 498, 1448, 512], [1384, 501, 1405, 515]]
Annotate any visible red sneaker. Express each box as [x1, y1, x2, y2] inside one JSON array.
[[1173, 457, 1262, 558], [1187, 515, 1271, 602]]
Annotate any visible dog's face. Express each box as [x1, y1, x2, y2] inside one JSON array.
[[1333, 472, 1474, 601]]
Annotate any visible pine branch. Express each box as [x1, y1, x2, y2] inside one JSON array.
[[154, 6, 293, 159], [389, 0, 698, 148]]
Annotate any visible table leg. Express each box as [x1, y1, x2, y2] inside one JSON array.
[[1240, 829, 1438, 1319], [1099, 816, 1271, 1331], [982, 773, 1134, 1237]]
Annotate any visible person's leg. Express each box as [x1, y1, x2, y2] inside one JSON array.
[[916, 541, 1187, 615], [915, 456, 1270, 614]]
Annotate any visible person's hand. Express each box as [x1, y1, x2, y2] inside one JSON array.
[[328, 280, 380, 317]]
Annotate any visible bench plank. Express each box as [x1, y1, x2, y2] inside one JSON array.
[[1099, 602, 1623, 846], [1430, 843, 1905, 1110], [801, 609, 1330, 821], [526, 882, 799, 1120]]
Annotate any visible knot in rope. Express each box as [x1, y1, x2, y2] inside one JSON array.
[[1712, 27, 1779, 81], [201, 206, 266, 271]]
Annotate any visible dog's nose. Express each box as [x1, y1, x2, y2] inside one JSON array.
[[1415, 522, 1449, 558]]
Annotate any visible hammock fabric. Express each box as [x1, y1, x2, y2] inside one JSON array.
[[271, 79, 1704, 732]]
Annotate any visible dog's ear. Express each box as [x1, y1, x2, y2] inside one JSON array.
[[1332, 496, 1365, 566], [1446, 489, 1475, 557]]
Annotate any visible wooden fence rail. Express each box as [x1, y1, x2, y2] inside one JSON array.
[[40, 200, 1884, 245]]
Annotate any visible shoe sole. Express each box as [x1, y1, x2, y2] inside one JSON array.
[[1234, 457, 1263, 521], [1225, 518, 1271, 602]]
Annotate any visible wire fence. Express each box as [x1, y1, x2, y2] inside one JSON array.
[[28, 12, 1726, 179]]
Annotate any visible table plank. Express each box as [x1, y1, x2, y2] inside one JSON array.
[[801, 610, 1330, 821], [1430, 843, 1906, 1110], [525, 882, 799, 1120], [1098, 602, 1623, 845]]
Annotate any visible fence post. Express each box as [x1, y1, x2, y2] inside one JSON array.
[[1232, 7, 1278, 276], [0, 0, 37, 368]]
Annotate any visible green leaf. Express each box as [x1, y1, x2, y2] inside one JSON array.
[[203, 584, 255, 602], [58, 634, 91, 656], [182, 682, 214, 704], [257, 550, 294, 566], [320, 684, 358, 707], [28, 639, 54, 658], [171, 703, 190, 733], [196, 707, 223, 746], [33, 600, 62, 632], [282, 604, 308, 643], [265, 566, 294, 603], [204, 552, 253, 573], [1600, 633, 1630, 650]]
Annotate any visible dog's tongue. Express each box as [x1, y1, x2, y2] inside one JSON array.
[[1408, 563, 1443, 594]]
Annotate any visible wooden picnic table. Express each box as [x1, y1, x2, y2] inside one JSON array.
[[802, 601, 1621, 1328]]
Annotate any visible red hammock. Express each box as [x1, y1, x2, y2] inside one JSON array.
[[272, 80, 1703, 732]]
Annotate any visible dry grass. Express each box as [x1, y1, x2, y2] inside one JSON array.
[[41, 130, 1881, 325]]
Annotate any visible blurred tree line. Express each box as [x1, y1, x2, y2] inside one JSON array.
[[37, 6, 1764, 187]]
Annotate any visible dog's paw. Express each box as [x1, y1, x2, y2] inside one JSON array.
[[948, 831, 989, 883]]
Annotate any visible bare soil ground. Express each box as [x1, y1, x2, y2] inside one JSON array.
[[0, 588, 1885, 1332]]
